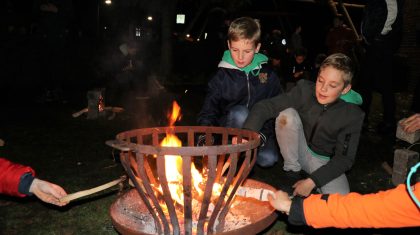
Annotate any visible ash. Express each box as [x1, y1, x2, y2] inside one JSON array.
[[219, 210, 251, 232], [112, 195, 157, 234]]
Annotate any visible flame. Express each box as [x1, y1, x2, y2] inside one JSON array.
[[167, 101, 181, 126], [160, 101, 184, 205], [98, 95, 105, 112], [159, 101, 222, 207]]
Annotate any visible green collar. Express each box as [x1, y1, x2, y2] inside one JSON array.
[[222, 50, 268, 75], [340, 89, 363, 105]]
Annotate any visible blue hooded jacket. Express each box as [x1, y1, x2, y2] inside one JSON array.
[[197, 50, 283, 129]]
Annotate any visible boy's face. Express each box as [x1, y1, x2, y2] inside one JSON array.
[[295, 55, 305, 64], [228, 39, 261, 68], [315, 66, 351, 105]]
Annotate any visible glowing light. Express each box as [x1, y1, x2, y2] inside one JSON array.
[[282, 39, 287, 45], [147, 16, 153, 21], [176, 14, 185, 24], [186, 34, 190, 38], [105, 0, 111, 5]]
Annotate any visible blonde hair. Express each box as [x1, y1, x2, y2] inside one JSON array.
[[320, 53, 354, 86], [227, 17, 261, 46]]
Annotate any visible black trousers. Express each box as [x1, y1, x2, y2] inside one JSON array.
[[359, 39, 396, 124]]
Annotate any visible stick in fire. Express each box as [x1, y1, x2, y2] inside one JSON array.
[[72, 106, 124, 119]]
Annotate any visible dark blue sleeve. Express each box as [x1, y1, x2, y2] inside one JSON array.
[[288, 197, 308, 226], [197, 70, 225, 126], [18, 172, 35, 196]]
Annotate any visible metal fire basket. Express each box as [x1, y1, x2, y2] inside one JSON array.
[[108, 126, 275, 235]]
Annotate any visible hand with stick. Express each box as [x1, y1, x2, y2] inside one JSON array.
[[29, 178, 68, 206]]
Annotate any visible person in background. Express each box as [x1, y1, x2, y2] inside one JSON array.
[[197, 17, 283, 167], [359, 0, 404, 135], [243, 53, 364, 196], [285, 47, 311, 91], [289, 25, 303, 54], [267, 113, 420, 228], [0, 158, 68, 207], [107, 41, 149, 109], [268, 47, 287, 90]]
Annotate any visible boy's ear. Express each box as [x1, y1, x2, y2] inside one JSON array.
[[341, 84, 352, 95], [227, 40, 231, 49], [255, 43, 261, 53]]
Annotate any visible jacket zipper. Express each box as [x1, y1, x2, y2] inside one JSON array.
[[309, 104, 328, 144], [246, 73, 250, 108]]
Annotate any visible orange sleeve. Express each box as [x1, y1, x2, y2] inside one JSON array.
[[303, 183, 420, 228]]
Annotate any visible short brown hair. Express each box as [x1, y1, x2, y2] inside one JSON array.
[[227, 17, 261, 46], [320, 53, 354, 86]]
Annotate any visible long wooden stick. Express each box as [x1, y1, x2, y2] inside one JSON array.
[[72, 107, 124, 118], [60, 175, 126, 203]]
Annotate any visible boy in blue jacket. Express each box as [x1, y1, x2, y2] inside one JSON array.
[[197, 17, 283, 167]]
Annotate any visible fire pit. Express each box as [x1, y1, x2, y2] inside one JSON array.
[[108, 126, 277, 235]]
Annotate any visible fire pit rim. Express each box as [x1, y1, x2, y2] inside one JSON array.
[[115, 126, 261, 155]]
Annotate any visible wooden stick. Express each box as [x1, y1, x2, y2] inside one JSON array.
[[72, 108, 88, 118], [72, 107, 124, 118], [60, 175, 127, 203]]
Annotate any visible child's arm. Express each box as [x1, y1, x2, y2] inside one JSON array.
[[269, 183, 420, 228], [0, 158, 35, 197], [197, 72, 224, 126], [243, 80, 306, 132], [301, 183, 420, 228]]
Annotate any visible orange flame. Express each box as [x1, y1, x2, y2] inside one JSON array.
[[159, 101, 221, 206], [167, 101, 181, 126]]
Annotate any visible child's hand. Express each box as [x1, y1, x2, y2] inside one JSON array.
[[292, 178, 315, 197], [267, 190, 292, 215], [401, 113, 420, 133], [293, 71, 304, 79], [29, 178, 68, 207]]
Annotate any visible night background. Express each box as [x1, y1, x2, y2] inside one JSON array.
[[1, 0, 419, 234]]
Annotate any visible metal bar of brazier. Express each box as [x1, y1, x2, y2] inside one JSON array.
[[108, 126, 273, 235]]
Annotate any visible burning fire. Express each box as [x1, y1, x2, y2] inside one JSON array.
[[158, 101, 221, 206], [98, 95, 105, 112]]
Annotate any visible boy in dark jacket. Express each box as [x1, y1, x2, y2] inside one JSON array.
[[243, 53, 365, 196], [197, 17, 283, 167]]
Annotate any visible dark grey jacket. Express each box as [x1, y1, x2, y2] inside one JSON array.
[[243, 80, 365, 187]]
